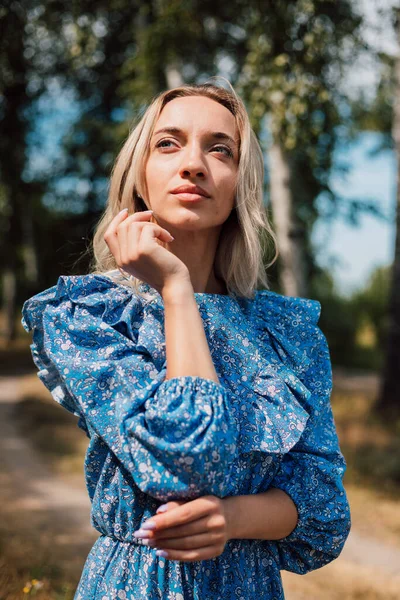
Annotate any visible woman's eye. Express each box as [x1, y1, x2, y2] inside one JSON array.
[[212, 145, 233, 158], [156, 140, 175, 149], [155, 140, 233, 158]]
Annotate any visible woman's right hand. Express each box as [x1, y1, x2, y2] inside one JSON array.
[[103, 209, 190, 295]]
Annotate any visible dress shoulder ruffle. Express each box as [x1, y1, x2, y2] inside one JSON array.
[[234, 289, 324, 457], [255, 289, 322, 377], [21, 275, 323, 463], [21, 273, 147, 436]]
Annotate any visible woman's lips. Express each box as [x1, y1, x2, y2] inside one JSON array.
[[171, 192, 207, 202]]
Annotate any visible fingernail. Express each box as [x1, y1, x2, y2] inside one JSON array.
[[133, 529, 152, 538], [156, 550, 168, 557], [141, 539, 155, 546], [118, 208, 128, 214], [168, 236, 174, 241], [141, 520, 156, 530], [143, 209, 153, 213], [156, 504, 168, 513]]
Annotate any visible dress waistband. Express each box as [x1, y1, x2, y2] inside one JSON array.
[[97, 530, 148, 547]]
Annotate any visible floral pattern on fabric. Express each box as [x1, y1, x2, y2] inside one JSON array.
[[21, 271, 351, 599]]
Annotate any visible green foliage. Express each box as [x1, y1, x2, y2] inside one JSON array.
[[235, 0, 376, 290], [351, 265, 391, 349], [311, 265, 391, 371], [349, 51, 395, 154], [0, 0, 389, 333]]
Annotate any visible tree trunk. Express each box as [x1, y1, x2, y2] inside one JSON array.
[[377, 11, 400, 418], [2, 268, 17, 344], [268, 141, 308, 297], [165, 62, 184, 89], [20, 198, 38, 284]]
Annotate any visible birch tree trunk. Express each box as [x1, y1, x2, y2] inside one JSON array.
[[377, 11, 400, 417], [268, 141, 308, 298], [165, 62, 184, 89]]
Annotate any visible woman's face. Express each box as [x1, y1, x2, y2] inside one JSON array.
[[144, 95, 239, 232]]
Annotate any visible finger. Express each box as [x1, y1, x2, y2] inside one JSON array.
[[154, 545, 223, 563], [118, 219, 174, 267], [150, 531, 222, 551], [156, 501, 185, 515], [117, 216, 139, 266], [103, 209, 130, 263], [143, 497, 218, 532], [151, 516, 210, 540], [104, 210, 152, 262], [104, 209, 153, 246], [114, 213, 159, 265], [137, 220, 174, 246]]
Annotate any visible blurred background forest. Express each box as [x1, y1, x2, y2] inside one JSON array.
[[1, 0, 400, 599]]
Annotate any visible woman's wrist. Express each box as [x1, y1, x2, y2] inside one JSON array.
[[222, 495, 240, 540], [222, 489, 298, 541], [161, 275, 193, 304]]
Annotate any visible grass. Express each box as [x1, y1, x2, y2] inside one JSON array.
[[0, 556, 76, 600], [0, 514, 80, 600], [332, 371, 400, 499]]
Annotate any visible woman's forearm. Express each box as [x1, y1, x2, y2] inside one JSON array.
[[161, 281, 298, 540], [162, 280, 219, 383], [223, 488, 299, 541]]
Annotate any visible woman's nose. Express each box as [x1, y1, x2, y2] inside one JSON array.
[[179, 145, 207, 178]]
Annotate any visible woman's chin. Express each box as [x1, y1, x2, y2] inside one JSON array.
[[154, 213, 206, 230]]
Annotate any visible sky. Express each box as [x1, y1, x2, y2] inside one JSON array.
[[312, 132, 396, 297], [311, 0, 398, 296]]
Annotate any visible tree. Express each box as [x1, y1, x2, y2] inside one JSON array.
[[15, 0, 383, 307], [0, 1, 43, 342], [378, 7, 400, 419], [351, 5, 400, 417], [236, 0, 371, 297]]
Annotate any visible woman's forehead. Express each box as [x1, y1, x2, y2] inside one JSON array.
[[155, 96, 238, 138]]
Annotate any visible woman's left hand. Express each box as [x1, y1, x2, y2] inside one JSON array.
[[133, 495, 235, 562]]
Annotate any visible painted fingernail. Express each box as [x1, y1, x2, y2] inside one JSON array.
[[156, 504, 168, 513], [156, 549, 168, 557], [141, 539, 155, 546], [118, 208, 128, 214], [141, 520, 156, 530], [133, 529, 152, 538]]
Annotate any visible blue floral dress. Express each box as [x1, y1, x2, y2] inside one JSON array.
[[21, 270, 351, 600]]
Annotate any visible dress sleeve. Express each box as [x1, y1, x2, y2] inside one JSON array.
[[268, 321, 351, 574], [21, 275, 239, 502]]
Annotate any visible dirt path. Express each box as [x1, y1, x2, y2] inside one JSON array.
[[0, 375, 98, 587], [0, 376, 95, 527], [1, 373, 399, 599], [340, 529, 400, 576]]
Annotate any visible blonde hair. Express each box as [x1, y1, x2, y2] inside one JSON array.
[[90, 76, 278, 300]]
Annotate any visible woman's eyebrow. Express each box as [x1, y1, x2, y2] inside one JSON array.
[[153, 126, 238, 147]]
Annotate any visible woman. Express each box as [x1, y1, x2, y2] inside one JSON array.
[[21, 79, 351, 600]]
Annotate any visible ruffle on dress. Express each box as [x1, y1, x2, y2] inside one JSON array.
[[255, 289, 322, 377]]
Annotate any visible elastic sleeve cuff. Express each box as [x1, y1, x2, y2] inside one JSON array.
[[120, 374, 240, 500], [269, 479, 305, 542]]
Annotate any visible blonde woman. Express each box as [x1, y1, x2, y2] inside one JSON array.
[[22, 79, 351, 600]]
